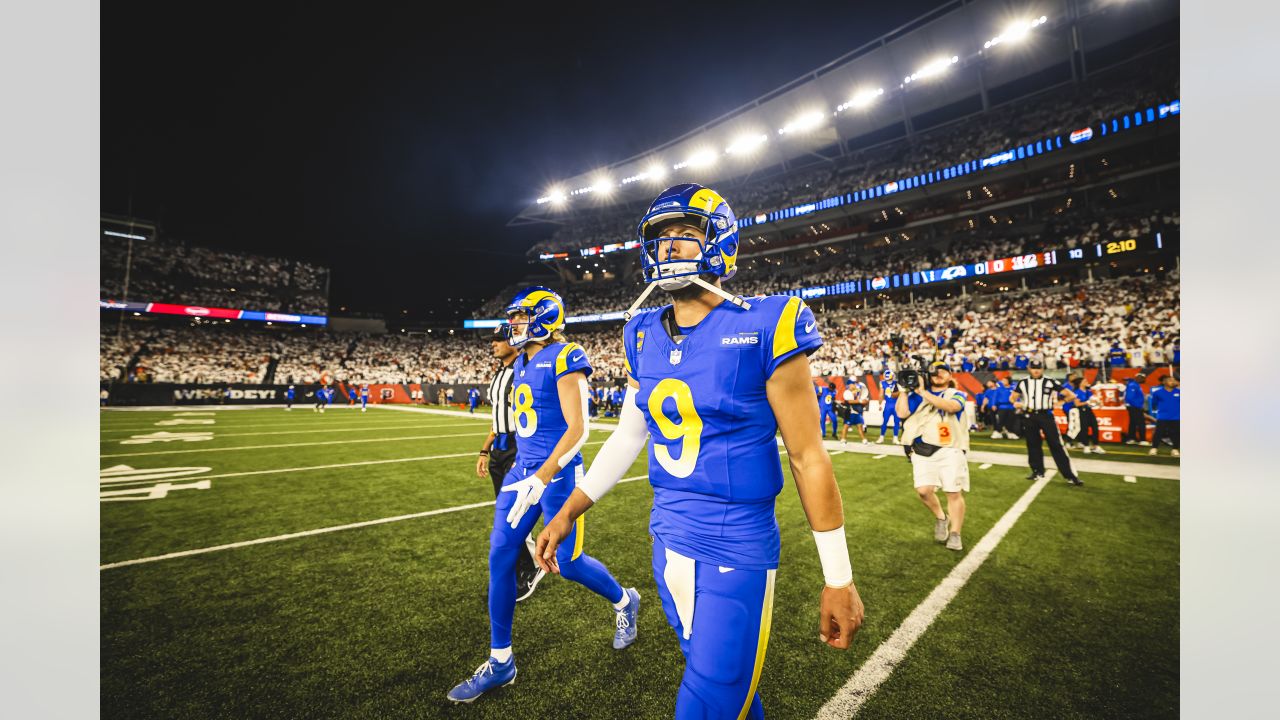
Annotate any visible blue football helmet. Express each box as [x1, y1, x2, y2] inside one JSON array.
[[883, 370, 894, 381], [504, 286, 565, 348], [636, 183, 740, 288]]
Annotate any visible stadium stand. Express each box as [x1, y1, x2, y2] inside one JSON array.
[[528, 52, 1177, 257], [100, 234, 330, 315], [102, 268, 1178, 389]]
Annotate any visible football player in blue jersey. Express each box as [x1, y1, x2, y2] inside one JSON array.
[[818, 382, 839, 439], [359, 383, 370, 412], [447, 286, 638, 704], [535, 183, 864, 719], [284, 384, 295, 411], [876, 370, 901, 443]]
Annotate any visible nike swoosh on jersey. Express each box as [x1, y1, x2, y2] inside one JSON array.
[[804, 322, 816, 333], [718, 566, 734, 573], [572, 353, 584, 362]]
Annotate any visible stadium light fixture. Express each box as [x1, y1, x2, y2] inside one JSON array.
[[725, 133, 767, 155], [778, 110, 827, 135], [984, 16, 1047, 49], [837, 87, 884, 112], [903, 55, 959, 84], [673, 149, 717, 170], [647, 163, 667, 182]]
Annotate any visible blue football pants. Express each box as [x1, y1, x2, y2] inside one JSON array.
[[489, 459, 624, 648], [653, 534, 775, 719]]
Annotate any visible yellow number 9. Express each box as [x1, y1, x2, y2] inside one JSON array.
[[647, 378, 703, 478], [513, 383, 537, 437]]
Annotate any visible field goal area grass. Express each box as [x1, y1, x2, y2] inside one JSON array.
[[100, 405, 1178, 719]]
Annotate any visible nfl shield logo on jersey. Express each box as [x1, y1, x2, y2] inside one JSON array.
[[669, 348, 682, 365]]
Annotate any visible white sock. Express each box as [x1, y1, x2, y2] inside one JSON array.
[[490, 646, 512, 663], [613, 590, 630, 611]]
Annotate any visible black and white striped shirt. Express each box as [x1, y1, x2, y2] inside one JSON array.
[[488, 362, 516, 435], [1014, 376, 1067, 412]]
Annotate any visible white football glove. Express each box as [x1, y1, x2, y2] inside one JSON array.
[[501, 475, 551, 529]]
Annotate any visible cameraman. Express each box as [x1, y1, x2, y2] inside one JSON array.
[[896, 361, 970, 552]]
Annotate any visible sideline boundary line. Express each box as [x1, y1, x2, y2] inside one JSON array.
[[814, 471, 1055, 718], [101, 431, 490, 458], [101, 474, 648, 570]]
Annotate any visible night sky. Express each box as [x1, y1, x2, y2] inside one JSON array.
[[102, 0, 942, 317]]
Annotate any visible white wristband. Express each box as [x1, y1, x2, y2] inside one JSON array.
[[813, 526, 853, 588]]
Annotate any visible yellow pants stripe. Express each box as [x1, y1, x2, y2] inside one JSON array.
[[571, 515, 585, 561], [736, 569, 776, 720]]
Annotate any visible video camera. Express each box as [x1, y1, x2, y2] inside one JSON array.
[[895, 354, 930, 392]]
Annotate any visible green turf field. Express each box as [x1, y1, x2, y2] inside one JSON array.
[[100, 406, 1178, 719]]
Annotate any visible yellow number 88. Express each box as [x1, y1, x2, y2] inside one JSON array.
[[647, 378, 703, 478], [513, 383, 537, 437]]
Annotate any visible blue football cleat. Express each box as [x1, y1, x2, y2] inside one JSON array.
[[613, 587, 640, 649], [446, 656, 517, 703]]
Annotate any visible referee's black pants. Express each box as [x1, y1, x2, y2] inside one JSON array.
[[1022, 411, 1078, 480], [488, 435, 538, 579], [1124, 406, 1146, 443]]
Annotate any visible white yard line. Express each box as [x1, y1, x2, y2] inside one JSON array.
[[100, 422, 484, 438], [1124, 475, 1137, 483], [101, 431, 490, 458], [815, 472, 1056, 719], [104, 440, 608, 483], [872, 454, 887, 460], [101, 474, 648, 570], [979, 463, 993, 470]]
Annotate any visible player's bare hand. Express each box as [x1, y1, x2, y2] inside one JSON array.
[[534, 515, 572, 575], [818, 582, 865, 649], [475, 453, 489, 478]]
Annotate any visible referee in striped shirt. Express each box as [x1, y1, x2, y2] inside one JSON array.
[[1010, 360, 1084, 486], [475, 323, 544, 601]]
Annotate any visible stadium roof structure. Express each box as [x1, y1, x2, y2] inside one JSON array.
[[508, 0, 1178, 227]]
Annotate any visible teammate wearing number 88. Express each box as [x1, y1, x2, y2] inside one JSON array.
[[535, 183, 865, 719], [447, 286, 638, 704]]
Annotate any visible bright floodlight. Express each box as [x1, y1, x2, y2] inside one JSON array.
[[591, 177, 615, 196], [984, 16, 1047, 49], [548, 188, 567, 205], [903, 55, 959, 84], [647, 163, 667, 182], [674, 149, 717, 170], [838, 87, 884, 112], [778, 110, 826, 135], [725, 133, 767, 155]]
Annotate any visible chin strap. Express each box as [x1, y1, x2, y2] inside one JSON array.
[[622, 282, 659, 321], [690, 276, 751, 311], [623, 276, 752, 321]]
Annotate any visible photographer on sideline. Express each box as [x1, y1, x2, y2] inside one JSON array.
[[896, 361, 970, 552]]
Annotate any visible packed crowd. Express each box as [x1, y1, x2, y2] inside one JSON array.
[[479, 203, 1177, 319], [531, 51, 1177, 256], [807, 272, 1180, 377], [100, 236, 330, 315], [102, 270, 1178, 389]]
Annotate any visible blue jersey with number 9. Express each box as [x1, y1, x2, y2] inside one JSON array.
[[511, 341, 592, 469], [623, 295, 822, 570]]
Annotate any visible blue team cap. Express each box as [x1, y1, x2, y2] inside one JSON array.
[[928, 361, 952, 374]]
